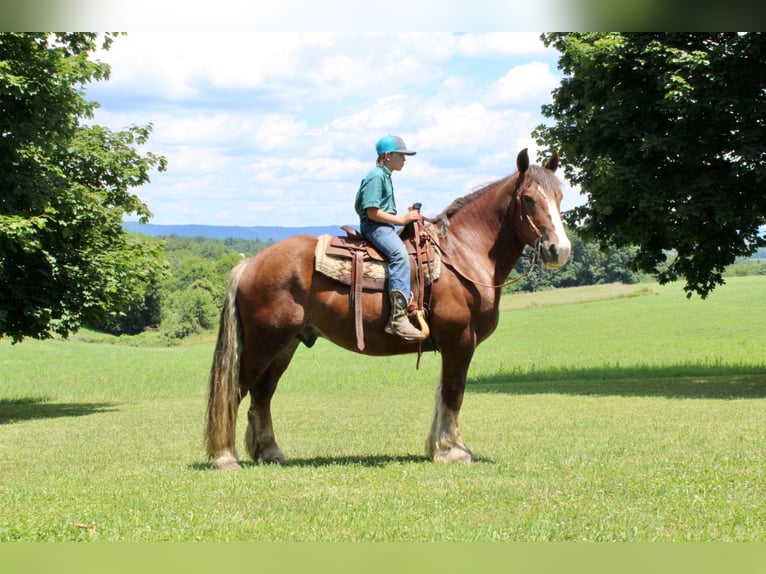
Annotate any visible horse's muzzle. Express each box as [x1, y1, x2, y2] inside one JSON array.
[[541, 238, 571, 269]]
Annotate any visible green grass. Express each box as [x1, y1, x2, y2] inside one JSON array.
[[1, 277, 765, 541], [500, 282, 659, 311]]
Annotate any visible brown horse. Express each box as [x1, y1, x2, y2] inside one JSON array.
[[205, 148, 571, 469]]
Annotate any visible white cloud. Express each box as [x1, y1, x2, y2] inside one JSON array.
[[492, 61, 560, 105], [159, 113, 248, 146], [88, 32, 582, 227], [248, 114, 310, 152]]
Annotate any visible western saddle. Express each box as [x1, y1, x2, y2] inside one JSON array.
[[315, 220, 439, 352]]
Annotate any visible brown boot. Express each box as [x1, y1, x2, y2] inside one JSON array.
[[385, 290, 427, 342]]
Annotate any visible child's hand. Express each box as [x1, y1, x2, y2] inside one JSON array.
[[404, 209, 422, 224]]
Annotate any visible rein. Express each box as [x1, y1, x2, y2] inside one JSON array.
[[437, 238, 542, 290]]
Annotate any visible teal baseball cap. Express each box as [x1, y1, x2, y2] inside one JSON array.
[[375, 135, 416, 155]]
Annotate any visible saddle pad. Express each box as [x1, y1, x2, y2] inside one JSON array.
[[314, 234, 441, 290]]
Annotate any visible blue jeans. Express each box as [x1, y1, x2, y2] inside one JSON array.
[[360, 220, 411, 299]]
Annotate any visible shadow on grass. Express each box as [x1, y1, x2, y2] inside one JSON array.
[[0, 397, 118, 424], [281, 454, 428, 468], [470, 363, 766, 399], [188, 453, 430, 471]]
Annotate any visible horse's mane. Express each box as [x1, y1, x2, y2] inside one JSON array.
[[431, 165, 560, 238], [431, 175, 513, 238]]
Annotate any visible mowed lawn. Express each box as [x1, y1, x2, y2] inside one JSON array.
[[0, 277, 764, 541]]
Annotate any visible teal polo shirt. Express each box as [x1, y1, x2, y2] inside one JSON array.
[[354, 165, 397, 223]]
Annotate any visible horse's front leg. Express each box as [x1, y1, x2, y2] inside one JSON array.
[[426, 348, 475, 463]]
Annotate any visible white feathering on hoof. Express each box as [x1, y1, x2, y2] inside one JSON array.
[[212, 449, 241, 471]]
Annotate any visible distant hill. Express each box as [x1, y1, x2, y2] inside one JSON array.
[[123, 222, 353, 242]]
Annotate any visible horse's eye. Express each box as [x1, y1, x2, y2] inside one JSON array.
[[522, 196, 536, 208]]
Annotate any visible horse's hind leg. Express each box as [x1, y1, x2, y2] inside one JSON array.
[[244, 338, 300, 464]]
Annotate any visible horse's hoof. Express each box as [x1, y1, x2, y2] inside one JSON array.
[[211, 451, 241, 470], [433, 445, 474, 464], [261, 448, 286, 465]]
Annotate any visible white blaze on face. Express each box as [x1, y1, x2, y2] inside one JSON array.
[[540, 184, 571, 267]]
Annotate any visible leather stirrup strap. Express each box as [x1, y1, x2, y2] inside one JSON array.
[[415, 221, 426, 311], [413, 219, 427, 368], [351, 249, 365, 351]]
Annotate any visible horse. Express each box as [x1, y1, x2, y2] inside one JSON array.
[[205, 148, 571, 469]]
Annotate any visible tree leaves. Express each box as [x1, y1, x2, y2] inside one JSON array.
[[0, 33, 166, 342], [535, 32, 766, 298]]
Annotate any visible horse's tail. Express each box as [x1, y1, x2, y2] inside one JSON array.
[[204, 259, 249, 469]]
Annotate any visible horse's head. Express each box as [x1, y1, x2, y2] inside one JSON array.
[[514, 148, 571, 269]]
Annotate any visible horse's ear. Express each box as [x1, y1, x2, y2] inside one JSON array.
[[544, 151, 559, 173], [516, 148, 529, 174]]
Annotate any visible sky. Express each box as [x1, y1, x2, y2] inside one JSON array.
[[87, 31, 583, 228]]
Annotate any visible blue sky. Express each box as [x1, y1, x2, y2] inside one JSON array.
[[87, 32, 583, 228]]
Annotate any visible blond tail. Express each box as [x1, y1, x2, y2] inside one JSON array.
[[204, 259, 248, 469]]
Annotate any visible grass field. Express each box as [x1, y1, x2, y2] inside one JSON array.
[[1, 277, 764, 541]]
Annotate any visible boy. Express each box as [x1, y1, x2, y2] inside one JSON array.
[[354, 135, 426, 342]]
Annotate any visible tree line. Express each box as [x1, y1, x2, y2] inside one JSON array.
[[85, 231, 764, 342], [87, 235, 272, 341]]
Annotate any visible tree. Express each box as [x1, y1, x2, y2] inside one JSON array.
[[534, 33, 766, 298], [0, 33, 167, 341], [161, 282, 219, 341], [505, 230, 643, 293], [86, 233, 166, 336]]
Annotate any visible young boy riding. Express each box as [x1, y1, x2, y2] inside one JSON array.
[[354, 135, 427, 342]]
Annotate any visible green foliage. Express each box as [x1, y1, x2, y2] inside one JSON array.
[[82, 234, 273, 340], [87, 269, 165, 337], [161, 286, 219, 340], [161, 235, 272, 262], [166, 256, 217, 293], [152, 235, 272, 341], [0, 33, 167, 342], [506, 229, 644, 293], [534, 33, 766, 299]]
